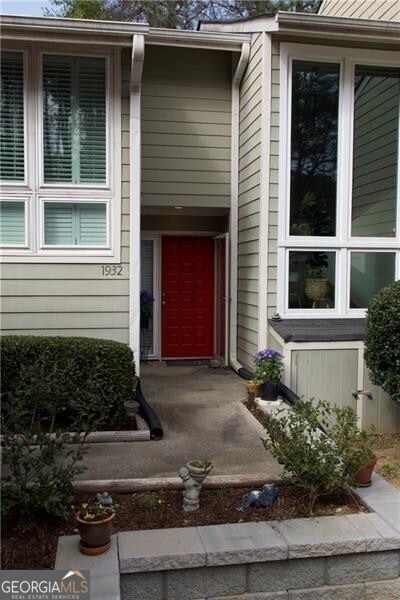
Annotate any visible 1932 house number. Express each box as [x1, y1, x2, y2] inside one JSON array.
[[101, 265, 123, 276]]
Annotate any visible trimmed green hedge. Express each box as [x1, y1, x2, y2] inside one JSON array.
[[365, 281, 400, 405], [1, 335, 136, 430]]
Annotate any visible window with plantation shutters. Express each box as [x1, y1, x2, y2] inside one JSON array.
[[0, 52, 24, 182], [43, 55, 106, 185], [0, 201, 25, 246], [44, 202, 107, 246]]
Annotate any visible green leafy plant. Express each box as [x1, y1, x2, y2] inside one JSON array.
[[381, 461, 400, 480], [215, 488, 230, 502], [1, 335, 136, 430], [254, 349, 283, 383], [193, 458, 213, 470], [1, 336, 136, 522], [142, 494, 163, 510], [263, 399, 372, 510], [75, 495, 115, 522], [365, 281, 400, 405]]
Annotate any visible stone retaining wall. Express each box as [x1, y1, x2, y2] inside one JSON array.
[[120, 551, 400, 600]]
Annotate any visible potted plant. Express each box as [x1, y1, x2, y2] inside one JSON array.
[[244, 379, 263, 402], [186, 458, 213, 485], [344, 429, 377, 487], [75, 493, 116, 555], [140, 290, 154, 329], [304, 252, 330, 305], [254, 348, 284, 401]]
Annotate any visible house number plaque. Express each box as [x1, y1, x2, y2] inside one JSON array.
[[101, 265, 123, 276]]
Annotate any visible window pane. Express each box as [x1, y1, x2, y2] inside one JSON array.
[[352, 66, 400, 237], [288, 250, 336, 309], [290, 61, 339, 237], [0, 52, 24, 181], [0, 201, 25, 245], [141, 240, 154, 357], [43, 55, 106, 184], [44, 202, 106, 246], [350, 252, 396, 308]]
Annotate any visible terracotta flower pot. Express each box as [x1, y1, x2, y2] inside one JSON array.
[[186, 461, 212, 485], [245, 381, 263, 399], [355, 454, 377, 487], [77, 511, 115, 555]]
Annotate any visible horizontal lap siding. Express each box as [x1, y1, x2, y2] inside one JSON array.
[[319, 0, 400, 20], [237, 33, 262, 368], [0, 52, 130, 344], [267, 41, 280, 320], [141, 46, 232, 209]]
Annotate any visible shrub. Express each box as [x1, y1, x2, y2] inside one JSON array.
[[1, 335, 136, 430], [263, 399, 370, 509], [365, 280, 400, 405], [1, 335, 136, 520]]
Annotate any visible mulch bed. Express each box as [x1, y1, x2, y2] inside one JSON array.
[[1, 484, 367, 571]]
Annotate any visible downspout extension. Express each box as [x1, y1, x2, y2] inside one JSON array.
[[129, 34, 145, 375], [230, 42, 250, 374]]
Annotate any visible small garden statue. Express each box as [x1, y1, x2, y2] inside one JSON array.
[[240, 483, 279, 511], [178, 466, 201, 512]]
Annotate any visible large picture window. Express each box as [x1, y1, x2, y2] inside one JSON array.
[[279, 45, 400, 316]]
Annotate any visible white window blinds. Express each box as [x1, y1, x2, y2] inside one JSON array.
[[0, 52, 24, 182], [43, 55, 106, 185]]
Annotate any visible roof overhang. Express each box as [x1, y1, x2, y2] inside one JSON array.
[[0, 15, 250, 51], [200, 10, 400, 46]]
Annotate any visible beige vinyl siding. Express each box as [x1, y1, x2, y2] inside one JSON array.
[[0, 51, 130, 343], [266, 41, 280, 320], [141, 46, 231, 209], [237, 32, 263, 368], [352, 75, 399, 236], [319, 0, 400, 20]]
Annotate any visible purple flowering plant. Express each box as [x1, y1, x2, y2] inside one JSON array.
[[254, 348, 283, 383], [140, 290, 154, 318]]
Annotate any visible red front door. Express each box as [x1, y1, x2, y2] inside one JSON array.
[[162, 236, 214, 358]]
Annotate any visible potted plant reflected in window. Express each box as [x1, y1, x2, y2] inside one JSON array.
[[304, 252, 330, 307], [254, 348, 284, 402], [140, 290, 154, 330]]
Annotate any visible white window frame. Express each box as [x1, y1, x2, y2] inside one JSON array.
[[0, 49, 29, 187], [0, 196, 30, 250], [278, 43, 400, 318], [38, 50, 111, 190], [140, 234, 161, 360], [1, 44, 121, 263], [39, 197, 111, 255]]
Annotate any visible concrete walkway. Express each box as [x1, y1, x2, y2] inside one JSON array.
[[76, 363, 282, 481]]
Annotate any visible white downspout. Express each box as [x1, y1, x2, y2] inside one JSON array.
[[129, 34, 145, 375], [229, 42, 250, 373]]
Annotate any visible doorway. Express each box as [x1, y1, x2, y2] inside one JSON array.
[[161, 236, 214, 358]]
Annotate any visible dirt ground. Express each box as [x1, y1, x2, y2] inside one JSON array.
[[1, 484, 366, 571], [371, 434, 400, 490]]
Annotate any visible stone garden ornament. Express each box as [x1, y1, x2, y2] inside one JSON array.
[[179, 459, 213, 512]]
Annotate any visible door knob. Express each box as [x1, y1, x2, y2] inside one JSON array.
[[162, 300, 166, 307]]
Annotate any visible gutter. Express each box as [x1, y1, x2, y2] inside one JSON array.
[[0, 15, 250, 51], [229, 41, 250, 374]]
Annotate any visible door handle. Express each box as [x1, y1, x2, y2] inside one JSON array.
[[162, 300, 166, 307], [352, 390, 373, 400]]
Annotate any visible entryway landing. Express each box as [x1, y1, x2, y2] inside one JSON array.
[[75, 362, 283, 481]]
